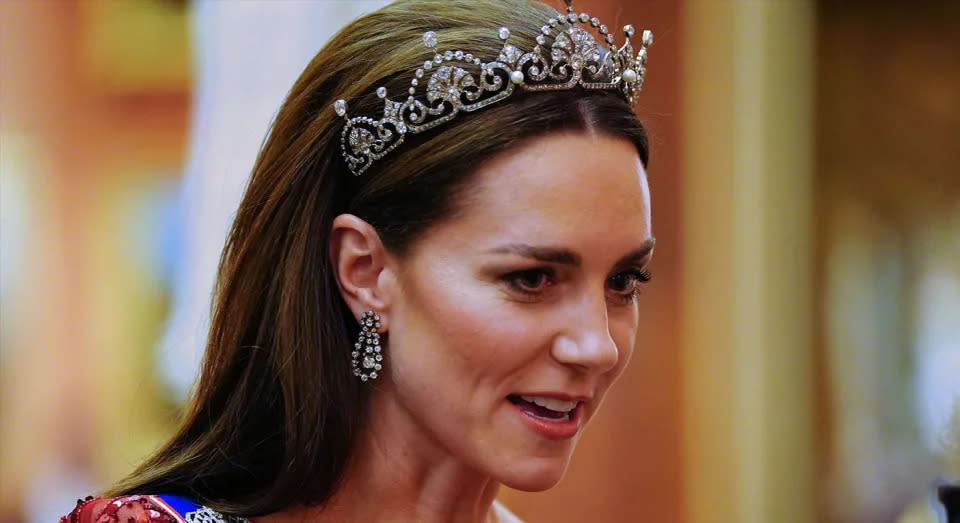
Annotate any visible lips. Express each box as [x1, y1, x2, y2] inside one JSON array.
[[507, 393, 586, 439]]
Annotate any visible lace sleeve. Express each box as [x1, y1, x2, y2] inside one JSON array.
[[60, 495, 181, 523]]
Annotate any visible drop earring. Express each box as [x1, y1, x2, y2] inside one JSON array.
[[352, 310, 383, 382]]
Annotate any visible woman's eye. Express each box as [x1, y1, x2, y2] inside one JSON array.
[[503, 268, 555, 295], [608, 269, 652, 303]]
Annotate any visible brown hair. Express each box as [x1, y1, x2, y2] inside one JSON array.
[[107, 0, 649, 516]]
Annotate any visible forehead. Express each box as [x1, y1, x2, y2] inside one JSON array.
[[441, 131, 652, 257]]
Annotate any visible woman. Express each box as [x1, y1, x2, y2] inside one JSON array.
[[61, 0, 655, 521]]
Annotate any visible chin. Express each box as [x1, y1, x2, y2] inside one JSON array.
[[496, 455, 572, 492]]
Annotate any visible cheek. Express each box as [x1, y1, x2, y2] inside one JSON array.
[[390, 262, 543, 393], [609, 309, 640, 375]]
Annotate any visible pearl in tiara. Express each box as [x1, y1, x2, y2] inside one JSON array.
[[333, 0, 653, 176]]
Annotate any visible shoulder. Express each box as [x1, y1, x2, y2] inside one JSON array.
[[60, 494, 249, 523], [493, 500, 525, 523]]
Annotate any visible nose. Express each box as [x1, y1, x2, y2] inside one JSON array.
[[550, 295, 619, 373]]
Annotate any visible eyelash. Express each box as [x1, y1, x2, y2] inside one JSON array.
[[609, 268, 652, 304], [502, 267, 652, 304]]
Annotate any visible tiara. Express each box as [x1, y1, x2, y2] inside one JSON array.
[[332, 0, 653, 176]]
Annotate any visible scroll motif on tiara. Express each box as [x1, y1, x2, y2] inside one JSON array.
[[333, 0, 653, 176]]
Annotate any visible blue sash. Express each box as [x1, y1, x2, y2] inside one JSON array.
[[154, 494, 201, 518], [151, 494, 248, 522]]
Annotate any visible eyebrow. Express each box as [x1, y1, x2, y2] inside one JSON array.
[[485, 237, 656, 267]]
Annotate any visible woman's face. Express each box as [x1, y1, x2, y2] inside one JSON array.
[[381, 131, 653, 490]]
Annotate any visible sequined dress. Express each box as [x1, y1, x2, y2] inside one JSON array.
[[60, 494, 250, 523]]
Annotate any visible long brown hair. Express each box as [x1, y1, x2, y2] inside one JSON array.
[[107, 0, 649, 516]]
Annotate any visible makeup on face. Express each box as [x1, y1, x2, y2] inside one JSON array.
[[378, 131, 653, 490]]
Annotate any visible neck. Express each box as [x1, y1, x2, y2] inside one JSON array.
[[259, 385, 503, 523]]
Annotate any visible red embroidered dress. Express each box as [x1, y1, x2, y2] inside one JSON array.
[[60, 495, 249, 523]]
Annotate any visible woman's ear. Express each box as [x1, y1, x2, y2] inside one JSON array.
[[329, 214, 396, 328]]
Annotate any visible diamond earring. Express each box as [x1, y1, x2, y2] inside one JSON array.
[[352, 310, 383, 382]]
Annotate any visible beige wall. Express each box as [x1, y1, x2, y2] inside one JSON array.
[[0, 2, 189, 520], [816, 2, 960, 522], [682, 2, 817, 522]]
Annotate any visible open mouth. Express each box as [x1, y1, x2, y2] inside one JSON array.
[[507, 394, 579, 422]]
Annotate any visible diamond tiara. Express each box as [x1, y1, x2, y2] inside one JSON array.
[[333, 0, 653, 176]]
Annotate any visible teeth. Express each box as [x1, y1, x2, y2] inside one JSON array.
[[520, 395, 578, 412]]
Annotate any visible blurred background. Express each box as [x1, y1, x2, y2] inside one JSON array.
[[0, 0, 957, 522]]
